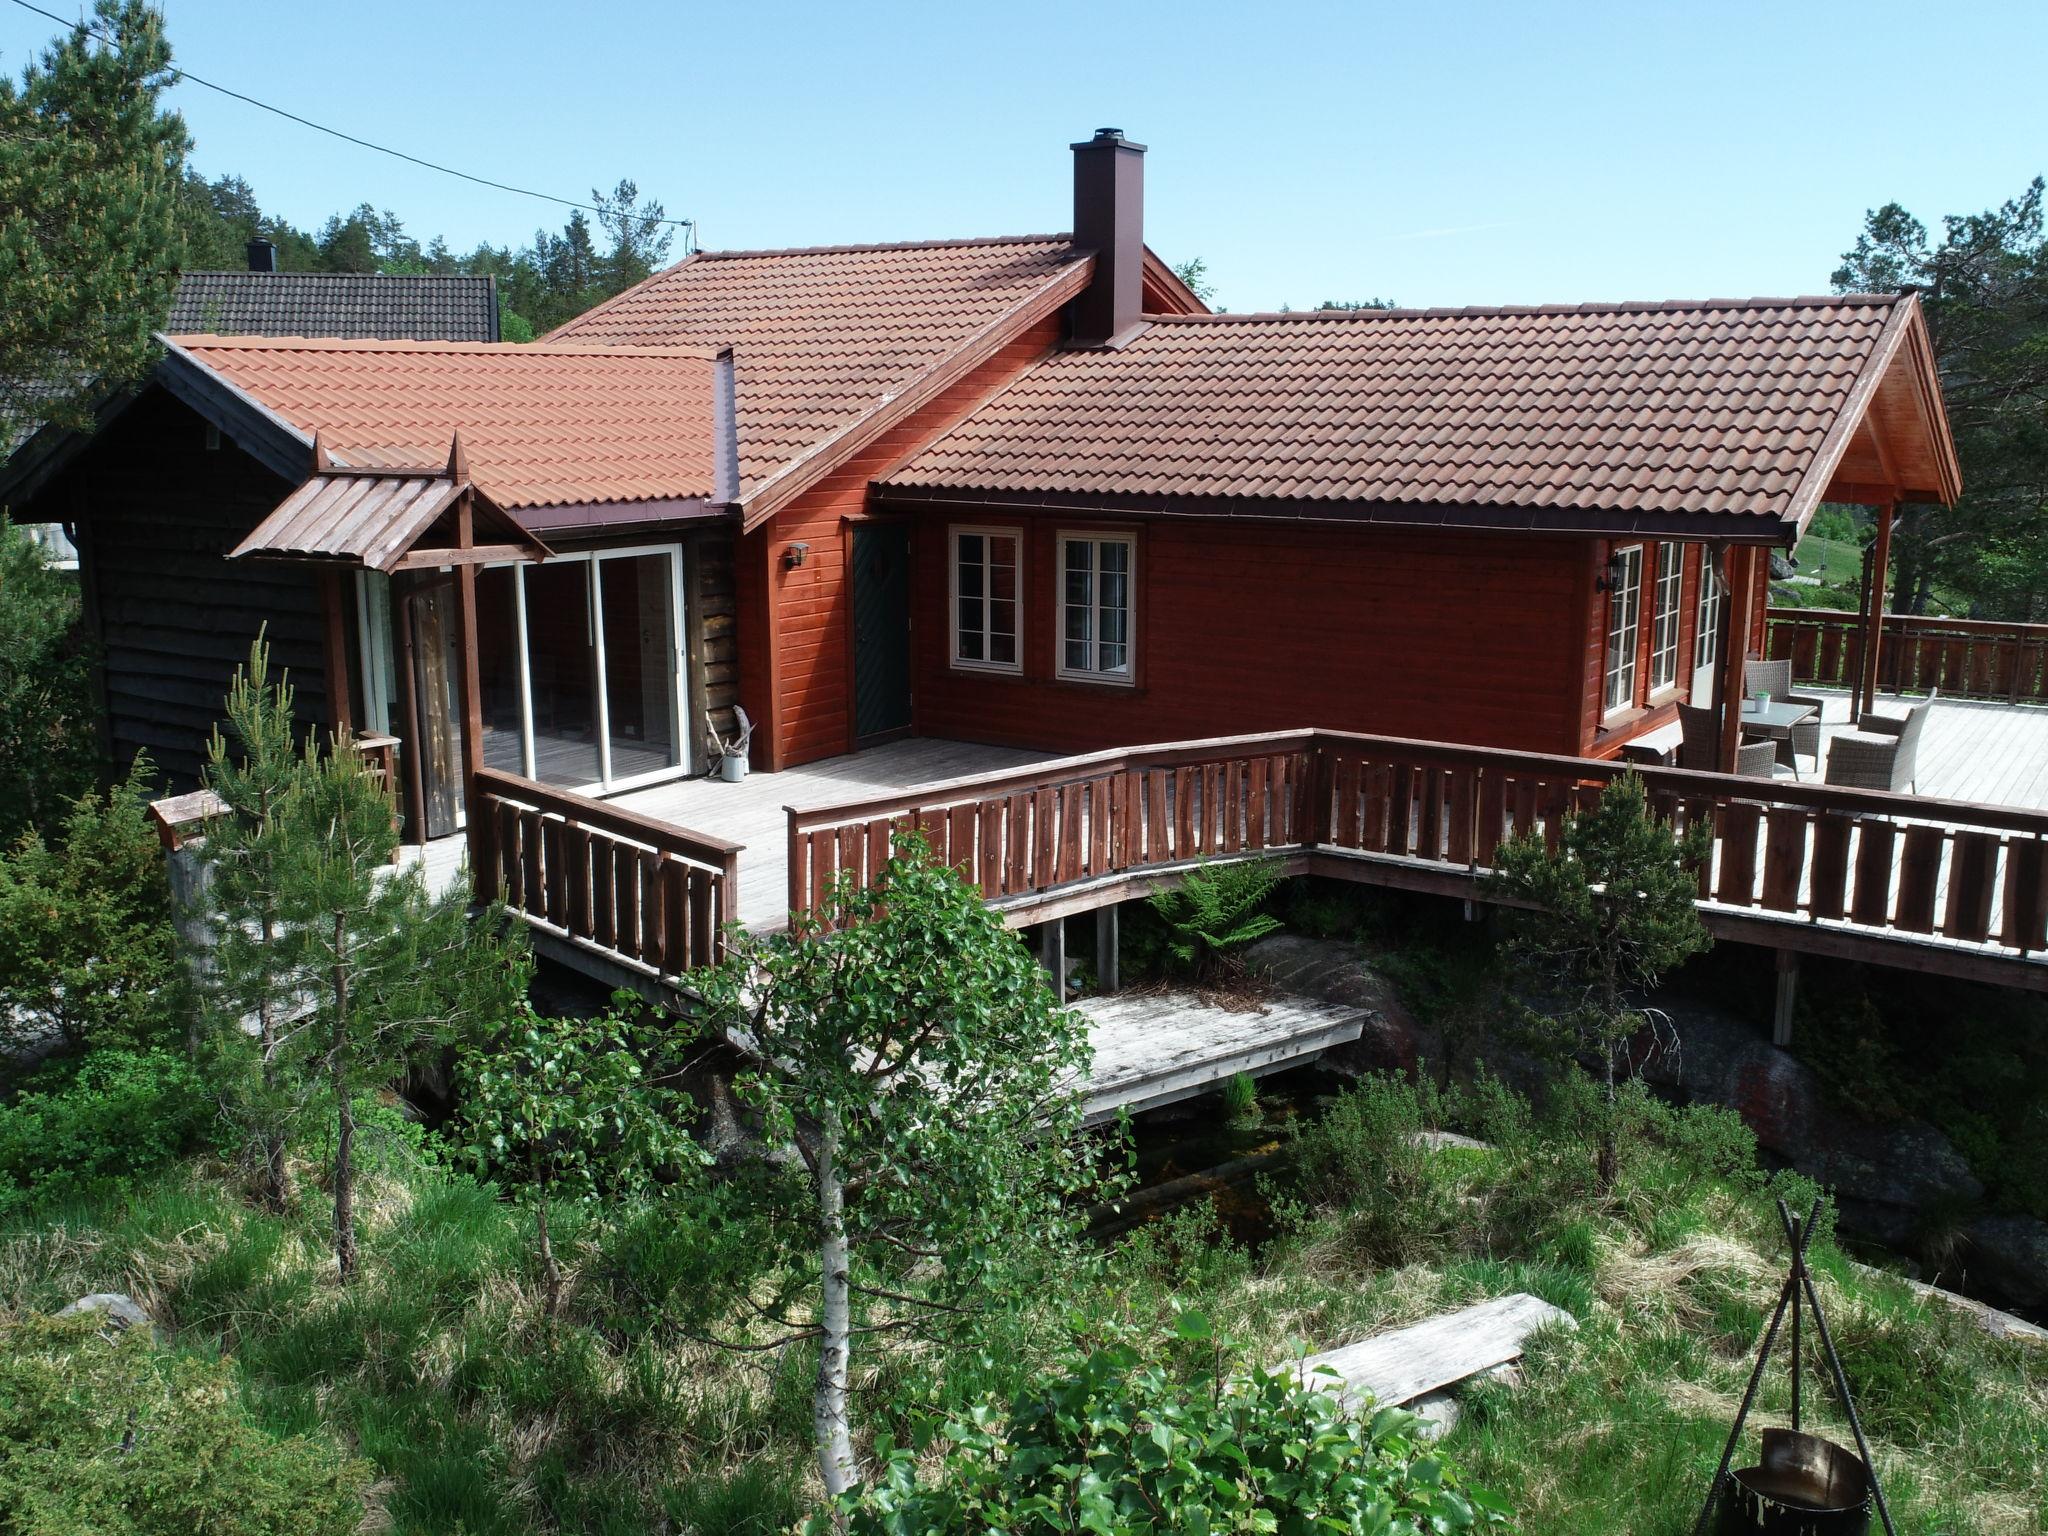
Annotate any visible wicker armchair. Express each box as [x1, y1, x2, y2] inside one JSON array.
[[1743, 657, 1823, 773], [1678, 704, 1779, 778], [1824, 690, 1937, 792]]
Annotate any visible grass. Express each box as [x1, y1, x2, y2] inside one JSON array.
[[3, 1080, 2042, 1533]]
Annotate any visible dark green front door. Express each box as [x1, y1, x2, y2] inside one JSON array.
[[852, 522, 913, 743]]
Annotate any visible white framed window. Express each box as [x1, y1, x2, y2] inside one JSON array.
[[1057, 532, 1135, 683], [1647, 542, 1683, 695], [950, 527, 1021, 673], [1694, 550, 1722, 676], [1602, 544, 1644, 717]]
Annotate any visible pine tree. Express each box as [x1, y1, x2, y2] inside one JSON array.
[[193, 645, 526, 1275], [1488, 773, 1712, 1190], [0, 0, 190, 440], [200, 637, 306, 1210]]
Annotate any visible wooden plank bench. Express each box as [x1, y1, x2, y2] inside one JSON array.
[[1285, 1293, 1576, 1416]]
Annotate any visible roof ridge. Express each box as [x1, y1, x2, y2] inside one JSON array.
[[177, 269, 490, 282], [1147, 294, 1903, 323], [164, 333, 720, 359], [695, 232, 1075, 261]]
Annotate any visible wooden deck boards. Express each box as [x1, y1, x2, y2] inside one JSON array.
[[1075, 989, 1366, 1126]]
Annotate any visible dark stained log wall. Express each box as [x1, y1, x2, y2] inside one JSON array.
[[21, 387, 328, 788]]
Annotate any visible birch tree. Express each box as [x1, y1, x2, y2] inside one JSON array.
[[694, 833, 1105, 1500]]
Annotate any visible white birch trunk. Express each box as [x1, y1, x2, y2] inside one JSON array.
[[813, 1105, 858, 1501]]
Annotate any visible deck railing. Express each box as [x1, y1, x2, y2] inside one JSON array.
[[788, 729, 2048, 966], [1768, 606, 2048, 705], [473, 767, 741, 977]]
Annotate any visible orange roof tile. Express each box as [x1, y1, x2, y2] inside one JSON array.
[[884, 297, 1927, 534], [164, 335, 721, 515], [546, 236, 1090, 492]]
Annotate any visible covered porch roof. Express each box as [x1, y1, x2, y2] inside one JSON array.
[[881, 292, 1961, 542], [231, 436, 553, 572]]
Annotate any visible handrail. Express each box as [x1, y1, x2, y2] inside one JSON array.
[[474, 767, 741, 976], [1768, 607, 2048, 705], [787, 727, 2048, 963]]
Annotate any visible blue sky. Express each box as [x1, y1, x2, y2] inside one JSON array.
[[7, 0, 2042, 310]]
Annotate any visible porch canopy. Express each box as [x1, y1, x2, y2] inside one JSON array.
[[233, 443, 552, 573]]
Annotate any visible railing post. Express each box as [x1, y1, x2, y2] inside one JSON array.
[[1309, 737, 1334, 846], [786, 806, 805, 925], [721, 846, 742, 951]]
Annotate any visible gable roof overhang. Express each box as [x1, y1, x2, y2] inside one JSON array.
[[1801, 295, 1960, 522], [732, 256, 1093, 532]]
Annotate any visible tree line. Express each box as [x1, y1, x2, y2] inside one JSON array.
[[180, 172, 676, 342]]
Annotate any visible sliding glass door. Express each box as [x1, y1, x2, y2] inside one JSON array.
[[487, 545, 689, 794]]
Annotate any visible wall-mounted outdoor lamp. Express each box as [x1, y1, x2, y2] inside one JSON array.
[[1595, 551, 1627, 593], [784, 541, 810, 570]]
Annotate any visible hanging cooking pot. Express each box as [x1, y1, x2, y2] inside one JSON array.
[[1715, 1429, 1872, 1536]]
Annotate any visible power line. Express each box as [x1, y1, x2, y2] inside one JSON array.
[[3, 0, 698, 249]]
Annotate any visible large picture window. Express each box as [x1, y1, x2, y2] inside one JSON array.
[[1602, 544, 1644, 717], [1057, 533, 1135, 682], [951, 528, 1021, 672], [1647, 542, 1683, 695]]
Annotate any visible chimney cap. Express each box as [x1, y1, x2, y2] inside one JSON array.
[[1073, 127, 1146, 152]]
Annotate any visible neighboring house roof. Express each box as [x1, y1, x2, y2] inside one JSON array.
[[167, 271, 499, 343], [883, 295, 1960, 541], [163, 335, 725, 529], [548, 235, 1144, 520]]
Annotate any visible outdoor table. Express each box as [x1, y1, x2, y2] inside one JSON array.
[[1739, 698, 1820, 777]]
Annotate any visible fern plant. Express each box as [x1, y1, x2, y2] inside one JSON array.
[[1147, 859, 1283, 983]]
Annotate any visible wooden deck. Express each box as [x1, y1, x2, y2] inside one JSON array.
[[1805, 691, 2048, 811], [408, 737, 1057, 935], [1075, 989, 1366, 1126]]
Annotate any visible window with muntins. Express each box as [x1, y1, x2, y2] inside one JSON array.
[[1602, 544, 1644, 716], [1648, 543, 1683, 694], [1058, 533, 1134, 682], [951, 528, 1020, 672], [1694, 553, 1722, 676]]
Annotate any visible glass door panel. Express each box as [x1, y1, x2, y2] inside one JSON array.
[[599, 552, 681, 783], [475, 566, 528, 776], [522, 559, 602, 788]]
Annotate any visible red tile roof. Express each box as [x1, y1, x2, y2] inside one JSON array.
[[164, 335, 721, 516], [884, 297, 1924, 534], [546, 236, 1090, 493]]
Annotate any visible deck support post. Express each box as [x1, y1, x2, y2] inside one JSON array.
[[1860, 500, 1896, 716], [450, 487, 492, 907], [1040, 918, 1067, 1003], [319, 568, 354, 738], [1772, 948, 1799, 1048], [1718, 546, 1759, 773], [1095, 904, 1120, 993]]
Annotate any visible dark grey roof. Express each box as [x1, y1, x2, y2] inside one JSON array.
[[166, 271, 499, 343]]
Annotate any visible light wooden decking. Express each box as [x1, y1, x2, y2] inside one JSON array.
[[1801, 690, 2048, 809], [1075, 989, 1366, 1126], [407, 737, 1057, 932]]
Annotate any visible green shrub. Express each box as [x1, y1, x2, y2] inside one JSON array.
[[0, 517, 98, 844], [825, 1316, 1511, 1533], [1147, 858, 1283, 982], [0, 763, 187, 1058], [1219, 1070, 1261, 1127], [1279, 1072, 1459, 1262], [0, 1312, 372, 1536], [0, 1048, 216, 1217]]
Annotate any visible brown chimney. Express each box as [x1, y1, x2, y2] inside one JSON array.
[[1070, 128, 1145, 346]]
